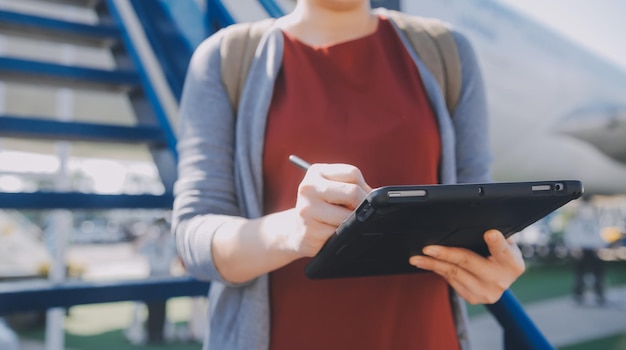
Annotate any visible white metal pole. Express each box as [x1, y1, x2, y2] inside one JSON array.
[[44, 42, 75, 350], [0, 34, 6, 151], [0, 31, 20, 350]]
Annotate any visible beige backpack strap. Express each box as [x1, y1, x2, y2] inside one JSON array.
[[387, 10, 462, 116], [220, 18, 275, 112]]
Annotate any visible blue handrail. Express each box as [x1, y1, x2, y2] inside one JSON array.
[[258, 0, 285, 18], [0, 277, 210, 315], [487, 291, 555, 350], [105, 0, 178, 157], [206, 0, 235, 35], [128, 0, 195, 101]]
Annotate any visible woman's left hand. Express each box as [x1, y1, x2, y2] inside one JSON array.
[[409, 230, 525, 304]]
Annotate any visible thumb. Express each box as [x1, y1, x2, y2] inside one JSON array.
[[485, 229, 513, 261]]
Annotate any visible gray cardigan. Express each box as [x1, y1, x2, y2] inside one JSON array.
[[172, 10, 492, 350]]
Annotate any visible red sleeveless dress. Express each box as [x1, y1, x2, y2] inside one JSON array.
[[263, 17, 460, 350]]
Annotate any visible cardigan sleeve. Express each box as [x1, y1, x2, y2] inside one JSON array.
[[450, 30, 493, 184], [171, 31, 244, 284]]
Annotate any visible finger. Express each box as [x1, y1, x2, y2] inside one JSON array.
[[419, 244, 487, 274], [300, 168, 370, 209], [485, 230, 524, 267], [409, 255, 503, 305], [323, 181, 370, 209], [409, 254, 477, 281], [414, 245, 500, 302], [299, 177, 368, 210], [443, 273, 489, 305], [409, 255, 485, 302], [299, 197, 354, 228], [312, 164, 372, 192], [485, 230, 507, 254]]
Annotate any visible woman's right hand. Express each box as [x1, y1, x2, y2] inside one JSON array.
[[287, 163, 372, 258], [211, 163, 371, 284]]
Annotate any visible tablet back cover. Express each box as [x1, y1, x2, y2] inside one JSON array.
[[305, 180, 583, 279]]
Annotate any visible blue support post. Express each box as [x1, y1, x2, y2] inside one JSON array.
[[105, 0, 179, 192], [206, 0, 235, 34], [486, 290, 555, 350], [258, 0, 285, 18]]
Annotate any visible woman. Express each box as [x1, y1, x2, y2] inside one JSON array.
[[172, 0, 525, 349]]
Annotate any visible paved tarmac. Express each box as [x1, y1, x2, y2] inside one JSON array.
[[469, 286, 626, 349]]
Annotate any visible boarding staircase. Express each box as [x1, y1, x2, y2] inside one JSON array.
[[0, 0, 554, 349], [0, 0, 208, 312]]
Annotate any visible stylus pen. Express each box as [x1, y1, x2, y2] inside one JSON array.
[[289, 154, 311, 171]]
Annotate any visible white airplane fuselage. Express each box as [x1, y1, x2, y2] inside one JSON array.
[[402, 0, 626, 195]]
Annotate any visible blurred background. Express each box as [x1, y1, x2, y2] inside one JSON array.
[[0, 0, 624, 349]]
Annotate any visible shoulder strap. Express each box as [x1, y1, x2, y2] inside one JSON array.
[[386, 10, 462, 116], [220, 18, 275, 111], [220, 13, 461, 116]]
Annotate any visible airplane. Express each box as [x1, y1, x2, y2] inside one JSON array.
[[221, 0, 626, 195], [400, 0, 626, 195]]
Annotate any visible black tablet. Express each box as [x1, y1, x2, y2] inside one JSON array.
[[305, 180, 583, 279]]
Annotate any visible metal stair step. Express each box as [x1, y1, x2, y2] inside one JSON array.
[[0, 116, 167, 145], [0, 192, 174, 209], [31, 0, 104, 8], [0, 10, 121, 48], [0, 277, 210, 314], [0, 56, 140, 92]]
